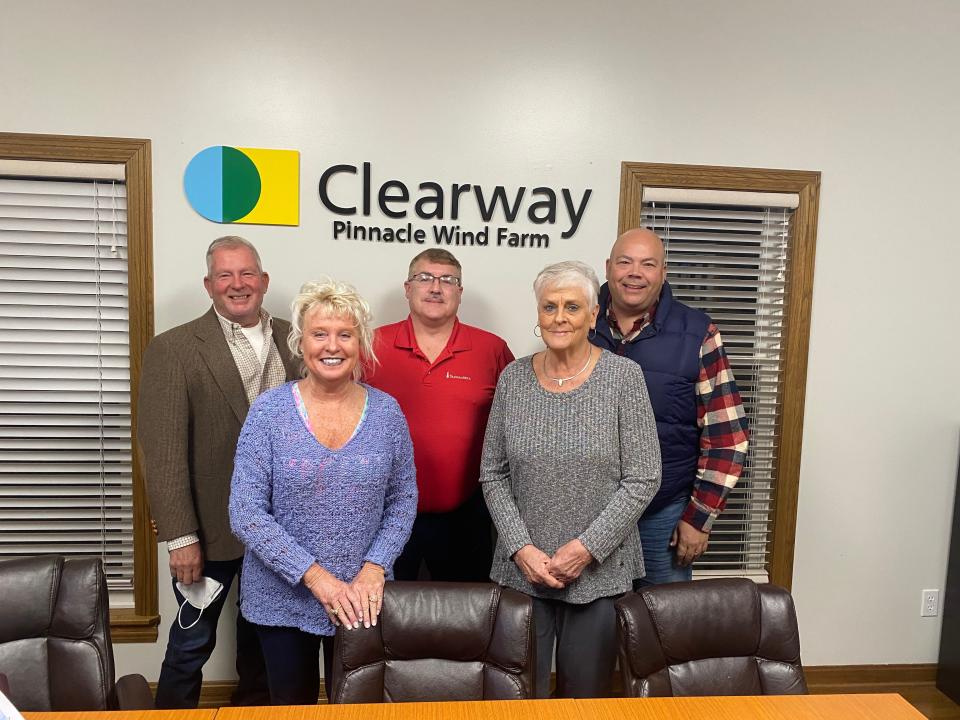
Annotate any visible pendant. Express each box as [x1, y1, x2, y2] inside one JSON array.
[[556, 379, 564, 387]]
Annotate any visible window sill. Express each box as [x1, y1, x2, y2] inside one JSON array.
[[110, 608, 160, 643]]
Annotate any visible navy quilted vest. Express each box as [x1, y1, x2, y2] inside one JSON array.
[[592, 282, 710, 513]]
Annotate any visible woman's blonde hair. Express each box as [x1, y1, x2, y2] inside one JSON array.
[[288, 278, 377, 381]]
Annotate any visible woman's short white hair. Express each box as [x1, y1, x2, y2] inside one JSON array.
[[533, 261, 600, 308], [288, 278, 377, 381]]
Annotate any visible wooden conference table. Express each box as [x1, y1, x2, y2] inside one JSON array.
[[23, 694, 926, 720], [22, 712, 217, 720]]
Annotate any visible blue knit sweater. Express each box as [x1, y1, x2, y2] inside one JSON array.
[[229, 382, 417, 636]]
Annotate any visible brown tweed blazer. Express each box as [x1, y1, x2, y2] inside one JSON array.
[[137, 307, 299, 561]]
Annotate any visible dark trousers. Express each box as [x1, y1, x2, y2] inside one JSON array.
[[256, 625, 334, 705], [531, 595, 619, 698], [155, 557, 269, 709], [393, 487, 494, 582]]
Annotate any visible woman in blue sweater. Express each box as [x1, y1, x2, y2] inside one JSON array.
[[229, 278, 417, 705]]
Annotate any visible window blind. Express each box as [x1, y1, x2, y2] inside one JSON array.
[[641, 187, 797, 581], [0, 172, 133, 606]]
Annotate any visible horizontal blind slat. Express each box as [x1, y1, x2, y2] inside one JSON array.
[[0, 173, 134, 595], [641, 198, 792, 573]]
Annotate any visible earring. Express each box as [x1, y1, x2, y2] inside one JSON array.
[[533, 324, 542, 338], [588, 327, 597, 340]]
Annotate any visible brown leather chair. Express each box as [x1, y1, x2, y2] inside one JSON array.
[[0, 555, 153, 711], [330, 582, 535, 703], [616, 578, 807, 697]]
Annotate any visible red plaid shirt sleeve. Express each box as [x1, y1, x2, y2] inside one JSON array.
[[680, 324, 749, 532]]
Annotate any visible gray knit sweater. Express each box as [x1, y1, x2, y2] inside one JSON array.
[[481, 349, 661, 603]]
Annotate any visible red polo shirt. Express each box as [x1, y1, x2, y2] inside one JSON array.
[[367, 316, 514, 513]]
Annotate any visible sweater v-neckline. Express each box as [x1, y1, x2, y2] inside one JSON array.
[[290, 382, 369, 452]]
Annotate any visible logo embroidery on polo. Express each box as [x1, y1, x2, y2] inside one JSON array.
[[445, 371, 471, 381]]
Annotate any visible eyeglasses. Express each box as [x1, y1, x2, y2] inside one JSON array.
[[407, 272, 462, 287]]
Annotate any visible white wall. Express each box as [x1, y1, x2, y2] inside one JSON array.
[[2, 0, 959, 679]]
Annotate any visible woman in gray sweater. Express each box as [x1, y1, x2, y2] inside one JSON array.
[[480, 260, 661, 698]]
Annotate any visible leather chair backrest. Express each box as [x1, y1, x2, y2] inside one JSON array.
[[331, 582, 535, 703], [0, 555, 117, 711], [616, 578, 807, 697]]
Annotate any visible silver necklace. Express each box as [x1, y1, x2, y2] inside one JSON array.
[[543, 347, 593, 387]]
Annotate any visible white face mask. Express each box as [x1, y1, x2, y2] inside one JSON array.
[[0, 683, 26, 720], [175, 576, 224, 629]]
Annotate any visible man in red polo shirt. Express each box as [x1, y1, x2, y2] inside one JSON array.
[[368, 248, 514, 581]]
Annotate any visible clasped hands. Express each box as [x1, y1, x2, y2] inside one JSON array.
[[303, 561, 385, 630], [514, 539, 593, 589]]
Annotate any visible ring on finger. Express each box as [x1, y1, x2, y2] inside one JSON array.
[[369, 595, 379, 602]]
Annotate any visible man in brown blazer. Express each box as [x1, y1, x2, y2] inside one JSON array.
[[138, 236, 298, 709]]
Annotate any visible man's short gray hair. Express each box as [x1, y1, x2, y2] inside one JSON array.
[[288, 278, 378, 381], [533, 260, 600, 308], [205, 236, 263, 275]]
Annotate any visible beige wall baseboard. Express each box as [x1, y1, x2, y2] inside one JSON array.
[[160, 663, 938, 708]]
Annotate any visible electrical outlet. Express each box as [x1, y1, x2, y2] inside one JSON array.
[[922, 589, 940, 617]]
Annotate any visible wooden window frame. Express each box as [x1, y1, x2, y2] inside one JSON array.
[[619, 161, 821, 590], [0, 132, 158, 641]]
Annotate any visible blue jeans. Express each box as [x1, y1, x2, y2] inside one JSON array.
[[155, 557, 269, 709], [635, 495, 693, 588]]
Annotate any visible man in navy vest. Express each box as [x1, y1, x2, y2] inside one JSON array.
[[591, 228, 749, 585]]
